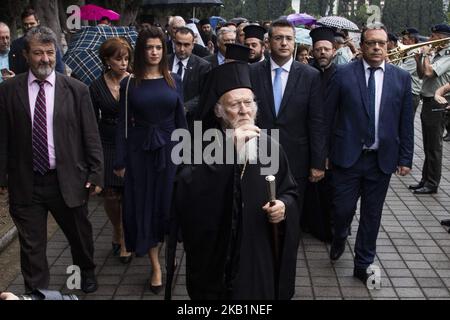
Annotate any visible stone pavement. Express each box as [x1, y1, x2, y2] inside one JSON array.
[[2, 109, 450, 300]]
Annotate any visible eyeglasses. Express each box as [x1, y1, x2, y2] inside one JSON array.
[[272, 35, 294, 42], [363, 40, 388, 47]]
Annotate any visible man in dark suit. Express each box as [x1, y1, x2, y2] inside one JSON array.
[[249, 18, 327, 223], [0, 27, 103, 293], [204, 27, 236, 69], [168, 27, 211, 130], [8, 7, 65, 75], [327, 24, 414, 284], [166, 16, 210, 58]]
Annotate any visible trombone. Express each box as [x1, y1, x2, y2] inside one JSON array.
[[387, 37, 450, 64]]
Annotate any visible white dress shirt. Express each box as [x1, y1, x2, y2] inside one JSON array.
[[270, 57, 293, 99], [172, 55, 189, 80], [28, 70, 56, 169], [362, 59, 385, 150]]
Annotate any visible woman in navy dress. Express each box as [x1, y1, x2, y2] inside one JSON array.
[[114, 27, 187, 293]]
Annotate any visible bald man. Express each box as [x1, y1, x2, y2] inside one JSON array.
[[166, 16, 209, 57]]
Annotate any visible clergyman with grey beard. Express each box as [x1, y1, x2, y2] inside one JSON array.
[[169, 61, 300, 300]]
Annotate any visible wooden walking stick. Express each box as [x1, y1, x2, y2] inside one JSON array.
[[265, 175, 279, 300]]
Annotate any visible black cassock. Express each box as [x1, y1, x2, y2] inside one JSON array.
[[172, 134, 300, 300], [301, 62, 337, 243]]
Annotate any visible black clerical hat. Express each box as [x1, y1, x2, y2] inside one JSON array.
[[225, 43, 251, 62], [197, 61, 252, 129], [199, 18, 210, 26], [243, 25, 266, 41], [310, 27, 335, 44]]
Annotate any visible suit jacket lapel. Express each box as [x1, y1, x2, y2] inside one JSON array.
[[17, 74, 31, 120], [262, 60, 276, 118], [54, 74, 66, 119], [277, 62, 301, 117], [379, 64, 392, 118], [169, 55, 175, 70], [357, 60, 370, 116], [185, 56, 194, 82]]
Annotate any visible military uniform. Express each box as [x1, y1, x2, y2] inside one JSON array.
[[419, 43, 450, 190], [399, 57, 423, 116]]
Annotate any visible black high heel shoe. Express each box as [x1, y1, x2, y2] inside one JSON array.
[[149, 282, 163, 294], [149, 270, 163, 294], [119, 254, 133, 264]]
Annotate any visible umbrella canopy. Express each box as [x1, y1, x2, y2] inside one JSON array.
[[287, 13, 316, 27], [143, 0, 223, 6], [209, 16, 226, 29], [317, 16, 359, 31], [63, 26, 138, 86], [80, 4, 120, 21], [295, 27, 312, 45], [229, 17, 248, 25]]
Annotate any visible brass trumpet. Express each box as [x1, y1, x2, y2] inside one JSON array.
[[387, 37, 450, 64]]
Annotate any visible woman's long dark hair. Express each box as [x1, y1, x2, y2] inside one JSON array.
[[133, 26, 175, 88]]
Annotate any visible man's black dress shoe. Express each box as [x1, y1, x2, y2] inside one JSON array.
[[413, 186, 437, 195], [330, 240, 346, 262], [81, 272, 98, 294], [408, 182, 424, 190], [441, 219, 450, 227], [353, 267, 370, 284]]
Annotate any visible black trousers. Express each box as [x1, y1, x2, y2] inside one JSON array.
[[9, 170, 95, 292], [420, 97, 445, 188], [331, 151, 391, 269]]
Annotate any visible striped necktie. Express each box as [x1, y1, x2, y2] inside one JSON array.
[[32, 80, 50, 174]]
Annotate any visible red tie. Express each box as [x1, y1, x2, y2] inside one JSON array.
[[32, 80, 50, 174]]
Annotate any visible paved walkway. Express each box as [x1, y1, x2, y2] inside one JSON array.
[[2, 108, 450, 300]]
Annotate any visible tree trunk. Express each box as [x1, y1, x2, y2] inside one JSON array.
[[7, 0, 29, 40], [31, 0, 62, 46]]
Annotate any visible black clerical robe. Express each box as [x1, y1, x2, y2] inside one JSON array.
[[172, 133, 299, 300]]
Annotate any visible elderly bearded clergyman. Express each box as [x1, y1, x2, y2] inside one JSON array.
[[170, 61, 301, 300]]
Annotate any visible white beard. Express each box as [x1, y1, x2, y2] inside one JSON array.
[[236, 136, 258, 165]]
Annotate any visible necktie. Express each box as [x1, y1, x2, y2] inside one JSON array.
[[32, 80, 50, 174], [177, 61, 183, 79], [273, 67, 283, 116], [366, 67, 379, 148]]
